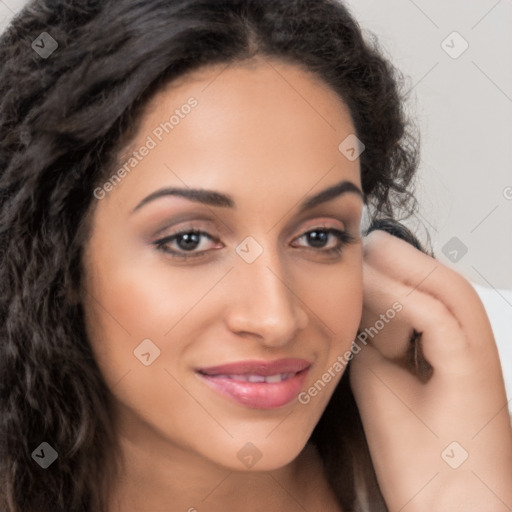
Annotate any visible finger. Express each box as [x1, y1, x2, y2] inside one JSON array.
[[360, 262, 503, 377], [359, 262, 416, 360], [362, 230, 494, 347], [349, 344, 441, 451], [350, 336, 423, 392]]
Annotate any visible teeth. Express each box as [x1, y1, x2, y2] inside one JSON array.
[[265, 374, 284, 383], [248, 374, 266, 383], [213, 373, 294, 383]]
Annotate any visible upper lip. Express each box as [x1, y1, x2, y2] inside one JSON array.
[[197, 358, 311, 377]]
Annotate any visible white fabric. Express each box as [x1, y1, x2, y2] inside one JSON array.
[[471, 282, 512, 417]]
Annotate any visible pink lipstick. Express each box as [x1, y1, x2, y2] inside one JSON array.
[[196, 358, 311, 409]]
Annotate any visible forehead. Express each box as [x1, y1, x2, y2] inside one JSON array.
[[140, 57, 355, 138], [105, 57, 361, 212]]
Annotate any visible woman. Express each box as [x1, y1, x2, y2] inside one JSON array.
[[0, 1, 510, 511]]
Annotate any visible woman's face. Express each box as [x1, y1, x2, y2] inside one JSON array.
[[82, 57, 364, 472]]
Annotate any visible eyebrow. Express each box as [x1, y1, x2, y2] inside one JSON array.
[[130, 179, 364, 214]]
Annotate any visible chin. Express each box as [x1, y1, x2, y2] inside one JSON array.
[[207, 434, 311, 473]]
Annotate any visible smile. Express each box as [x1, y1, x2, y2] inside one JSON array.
[[196, 358, 311, 409], [210, 373, 296, 383]]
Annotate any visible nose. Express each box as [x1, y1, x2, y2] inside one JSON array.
[[223, 248, 309, 348]]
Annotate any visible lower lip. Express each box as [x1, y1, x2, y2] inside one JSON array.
[[197, 369, 310, 409]]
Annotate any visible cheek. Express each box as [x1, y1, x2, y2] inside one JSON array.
[[303, 252, 363, 404], [81, 242, 226, 387], [305, 252, 363, 346]]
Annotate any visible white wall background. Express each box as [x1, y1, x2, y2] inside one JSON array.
[[0, 0, 26, 29], [343, 0, 512, 292]]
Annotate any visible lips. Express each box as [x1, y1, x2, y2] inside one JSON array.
[[196, 358, 311, 409], [197, 358, 311, 377]]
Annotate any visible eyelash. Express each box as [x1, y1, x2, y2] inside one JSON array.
[[153, 226, 356, 261]]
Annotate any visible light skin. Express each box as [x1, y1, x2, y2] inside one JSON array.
[[81, 57, 512, 512], [82, 58, 362, 512]]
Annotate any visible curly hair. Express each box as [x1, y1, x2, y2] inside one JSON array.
[[0, 1, 429, 511]]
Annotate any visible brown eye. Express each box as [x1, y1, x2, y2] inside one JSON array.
[[292, 228, 355, 256], [154, 229, 220, 260]]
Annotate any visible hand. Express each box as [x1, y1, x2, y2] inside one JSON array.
[[349, 229, 512, 512]]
